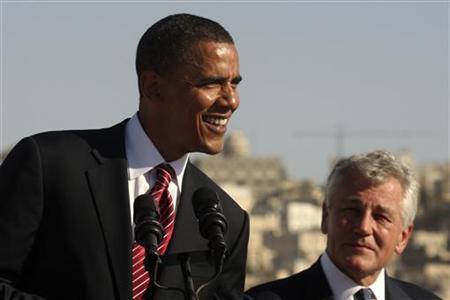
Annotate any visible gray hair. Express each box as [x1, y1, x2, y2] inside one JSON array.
[[325, 150, 419, 228]]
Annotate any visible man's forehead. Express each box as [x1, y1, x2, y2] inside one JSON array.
[[187, 41, 237, 61], [336, 176, 404, 206], [174, 43, 239, 79], [335, 171, 377, 191], [190, 40, 236, 51], [342, 194, 394, 206]]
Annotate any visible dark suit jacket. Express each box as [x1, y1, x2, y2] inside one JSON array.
[[0, 120, 249, 300], [245, 259, 442, 300]]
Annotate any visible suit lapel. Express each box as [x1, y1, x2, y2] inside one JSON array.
[[308, 259, 334, 300], [385, 275, 413, 300], [84, 121, 132, 300], [165, 162, 208, 254], [87, 159, 131, 300], [305, 259, 413, 300]]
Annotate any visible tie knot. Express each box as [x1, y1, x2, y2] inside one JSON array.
[[155, 164, 175, 188], [354, 288, 376, 300]]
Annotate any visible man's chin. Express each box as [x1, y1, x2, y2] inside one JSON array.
[[197, 142, 224, 155], [343, 255, 374, 273]]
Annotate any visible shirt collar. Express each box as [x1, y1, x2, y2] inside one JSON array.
[[125, 112, 189, 190], [321, 252, 385, 300]]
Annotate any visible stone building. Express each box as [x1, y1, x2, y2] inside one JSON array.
[[419, 162, 450, 207], [194, 131, 287, 200]]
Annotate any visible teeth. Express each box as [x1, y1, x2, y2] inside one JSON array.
[[204, 116, 228, 126]]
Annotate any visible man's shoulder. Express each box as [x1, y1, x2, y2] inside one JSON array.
[[187, 162, 245, 213], [29, 119, 128, 145], [388, 277, 442, 300], [246, 271, 307, 295], [246, 262, 329, 300], [21, 120, 129, 159], [185, 162, 249, 244]]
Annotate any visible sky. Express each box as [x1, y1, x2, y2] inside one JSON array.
[[1, 1, 448, 183]]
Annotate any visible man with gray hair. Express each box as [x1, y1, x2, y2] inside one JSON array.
[[246, 150, 441, 300]]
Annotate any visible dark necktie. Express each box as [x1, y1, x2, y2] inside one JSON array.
[[354, 288, 377, 300], [132, 164, 176, 300]]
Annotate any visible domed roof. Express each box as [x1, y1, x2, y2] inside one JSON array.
[[223, 131, 250, 157]]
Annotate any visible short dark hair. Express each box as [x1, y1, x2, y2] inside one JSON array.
[[136, 13, 234, 78]]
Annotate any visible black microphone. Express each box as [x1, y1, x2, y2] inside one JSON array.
[[134, 194, 164, 275], [192, 187, 228, 273]]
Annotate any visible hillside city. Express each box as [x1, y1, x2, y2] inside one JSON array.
[[194, 131, 450, 299]]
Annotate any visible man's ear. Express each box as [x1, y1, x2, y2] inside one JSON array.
[[321, 202, 329, 234], [140, 70, 161, 100], [394, 225, 413, 255]]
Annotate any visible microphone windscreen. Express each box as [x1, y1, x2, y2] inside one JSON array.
[[134, 194, 159, 224], [192, 188, 219, 216]]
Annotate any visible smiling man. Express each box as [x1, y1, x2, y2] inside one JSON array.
[[0, 14, 248, 300], [246, 150, 441, 300]]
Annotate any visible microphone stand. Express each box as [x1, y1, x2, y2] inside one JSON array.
[[179, 253, 199, 300], [195, 243, 226, 297], [144, 252, 161, 280], [210, 238, 227, 275]]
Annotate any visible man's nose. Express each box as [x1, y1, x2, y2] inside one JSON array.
[[220, 84, 240, 111], [353, 212, 373, 236]]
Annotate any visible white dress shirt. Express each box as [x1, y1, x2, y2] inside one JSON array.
[[320, 252, 385, 300], [125, 112, 189, 230]]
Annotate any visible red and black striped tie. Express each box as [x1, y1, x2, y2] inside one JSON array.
[[132, 164, 176, 300]]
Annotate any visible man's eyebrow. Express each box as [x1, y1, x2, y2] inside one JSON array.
[[232, 75, 243, 84], [374, 204, 395, 215], [196, 75, 243, 86], [344, 196, 363, 204], [343, 196, 395, 214]]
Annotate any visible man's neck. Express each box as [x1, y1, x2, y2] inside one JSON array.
[[321, 252, 386, 300], [326, 250, 381, 286]]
